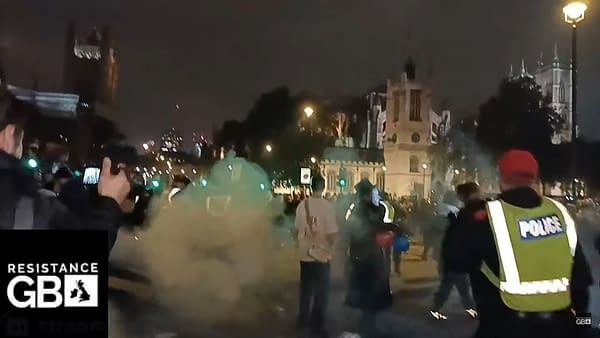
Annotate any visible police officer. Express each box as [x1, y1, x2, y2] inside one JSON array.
[[446, 150, 593, 338]]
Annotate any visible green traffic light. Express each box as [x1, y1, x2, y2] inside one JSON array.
[[151, 180, 160, 188], [73, 170, 82, 177], [259, 183, 265, 191], [201, 178, 208, 187], [25, 158, 38, 169], [339, 179, 346, 188]]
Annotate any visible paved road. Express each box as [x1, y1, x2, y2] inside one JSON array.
[[108, 217, 600, 338]]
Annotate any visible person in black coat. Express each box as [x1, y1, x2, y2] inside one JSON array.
[[431, 183, 479, 320], [0, 89, 129, 251], [345, 179, 394, 338]]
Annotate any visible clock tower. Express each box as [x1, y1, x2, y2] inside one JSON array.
[[383, 58, 433, 199]]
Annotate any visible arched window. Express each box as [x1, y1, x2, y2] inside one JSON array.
[[409, 156, 419, 173], [327, 171, 336, 191], [559, 83, 566, 103]]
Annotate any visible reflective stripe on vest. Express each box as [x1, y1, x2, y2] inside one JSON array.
[[547, 198, 578, 256], [486, 198, 577, 296], [345, 203, 355, 221], [380, 201, 394, 223]]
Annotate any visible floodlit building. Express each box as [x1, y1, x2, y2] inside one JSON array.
[[63, 23, 118, 107], [383, 58, 435, 199], [512, 44, 572, 144]]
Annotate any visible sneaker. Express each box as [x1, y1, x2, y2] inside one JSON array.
[[429, 310, 448, 320], [465, 308, 478, 319]]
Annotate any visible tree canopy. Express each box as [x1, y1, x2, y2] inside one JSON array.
[[477, 76, 562, 156], [476, 76, 570, 181]]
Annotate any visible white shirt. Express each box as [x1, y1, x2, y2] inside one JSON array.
[[295, 197, 338, 262]]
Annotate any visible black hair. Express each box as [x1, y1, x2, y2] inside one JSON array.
[[457, 182, 480, 199], [0, 91, 26, 129], [310, 175, 325, 191], [0, 88, 33, 141]]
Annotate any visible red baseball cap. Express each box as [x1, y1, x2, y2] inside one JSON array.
[[498, 150, 539, 184]]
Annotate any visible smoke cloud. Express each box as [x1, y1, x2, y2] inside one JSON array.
[[110, 155, 290, 336]]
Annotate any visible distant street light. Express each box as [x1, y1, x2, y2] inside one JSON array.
[[304, 106, 315, 118], [454, 169, 460, 175], [310, 156, 317, 164], [142, 143, 149, 151], [265, 144, 273, 153], [382, 166, 387, 172]]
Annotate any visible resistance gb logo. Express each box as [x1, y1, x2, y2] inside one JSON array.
[[6, 263, 99, 309]]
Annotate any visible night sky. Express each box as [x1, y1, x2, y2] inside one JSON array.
[[1, 0, 599, 146]]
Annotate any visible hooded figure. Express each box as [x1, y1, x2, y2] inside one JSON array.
[[345, 179, 394, 337]]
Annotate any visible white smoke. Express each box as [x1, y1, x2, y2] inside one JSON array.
[[111, 156, 288, 332]]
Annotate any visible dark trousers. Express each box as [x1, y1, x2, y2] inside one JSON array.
[[433, 271, 475, 310], [392, 250, 402, 274], [298, 261, 330, 331]]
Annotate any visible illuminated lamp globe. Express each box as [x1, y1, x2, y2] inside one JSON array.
[[563, 1, 587, 24]]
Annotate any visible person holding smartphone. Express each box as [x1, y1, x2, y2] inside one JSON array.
[[0, 88, 130, 251]]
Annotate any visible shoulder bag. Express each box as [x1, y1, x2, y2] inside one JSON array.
[[304, 198, 331, 263]]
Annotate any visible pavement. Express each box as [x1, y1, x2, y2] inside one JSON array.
[[108, 219, 600, 338]]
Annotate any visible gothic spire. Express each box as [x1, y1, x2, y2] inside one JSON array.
[[521, 59, 527, 77], [537, 51, 544, 68], [553, 42, 560, 65], [509, 64, 514, 78]]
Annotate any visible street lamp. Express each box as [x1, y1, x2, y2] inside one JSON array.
[[563, 1, 587, 198], [265, 144, 273, 153], [142, 143, 149, 151], [310, 156, 317, 164], [421, 163, 429, 199], [304, 106, 314, 118]]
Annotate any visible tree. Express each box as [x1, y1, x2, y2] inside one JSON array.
[[333, 112, 348, 139], [477, 76, 562, 155], [476, 76, 565, 181], [215, 87, 334, 183]]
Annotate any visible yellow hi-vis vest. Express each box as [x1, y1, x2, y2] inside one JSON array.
[[481, 197, 577, 312]]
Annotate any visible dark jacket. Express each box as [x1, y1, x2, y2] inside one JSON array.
[[0, 151, 122, 250], [446, 187, 593, 337], [345, 200, 394, 312]]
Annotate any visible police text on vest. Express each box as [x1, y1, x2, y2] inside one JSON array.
[[518, 214, 564, 240]]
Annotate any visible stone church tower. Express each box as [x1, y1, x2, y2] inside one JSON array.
[[533, 44, 573, 144], [383, 58, 433, 199]]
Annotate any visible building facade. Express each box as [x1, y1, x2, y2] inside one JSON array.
[[383, 59, 433, 199], [64, 23, 118, 107], [320, 147, 385, 195], [513, 45, 572, 144]]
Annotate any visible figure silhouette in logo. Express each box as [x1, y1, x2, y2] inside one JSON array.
[[70, 280, 91, 302]]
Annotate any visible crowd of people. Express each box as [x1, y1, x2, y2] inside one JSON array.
[[1, 86, 599, 338], [291, 150, 598, 338]]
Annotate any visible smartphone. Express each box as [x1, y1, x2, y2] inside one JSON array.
[[83, 167, 101, 185]]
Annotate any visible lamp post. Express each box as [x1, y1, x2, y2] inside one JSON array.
[[265, 144, 273, 153], [422, 163, 429, 200], [563, 1, 587, 197]]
